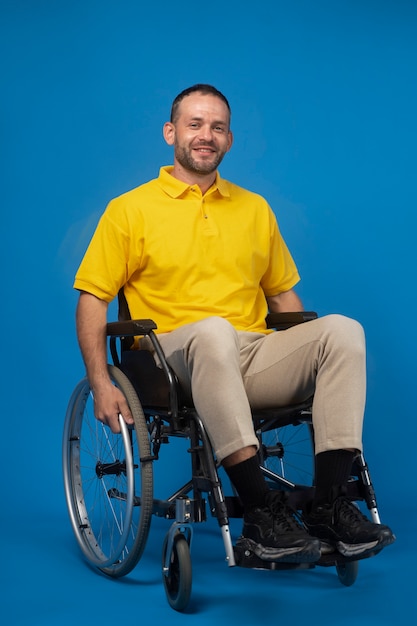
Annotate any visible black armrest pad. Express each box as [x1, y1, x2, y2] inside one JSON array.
[[106, 319, 157, 337], [266, 311, 318, 330]]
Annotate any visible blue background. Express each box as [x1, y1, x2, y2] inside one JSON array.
[[1, 1, 415, 624]]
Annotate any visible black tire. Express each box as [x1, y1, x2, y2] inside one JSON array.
[[336, 560, 359, 586], [63, 365, 153, 577], [162, 533, 192, 612]]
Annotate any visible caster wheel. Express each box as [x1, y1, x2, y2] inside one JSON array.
[[162, 533, 192, 611], [336, 560, 359, 586]]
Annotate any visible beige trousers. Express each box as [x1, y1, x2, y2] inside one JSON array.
[[151, 315, 366, 463]]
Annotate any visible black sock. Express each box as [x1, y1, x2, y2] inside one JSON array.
[[224, 456, 269, 512], [312, 449, 355, 508]]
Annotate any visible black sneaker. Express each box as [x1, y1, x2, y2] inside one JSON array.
[[236, 491, 321, 563], [303, 496, 395, 558]]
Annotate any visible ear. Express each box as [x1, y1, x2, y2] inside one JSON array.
[[163, 122, 175, 146], [226, 130, 234, 152]]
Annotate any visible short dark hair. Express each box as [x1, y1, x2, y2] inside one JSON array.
[[170, 84, 231, 123]]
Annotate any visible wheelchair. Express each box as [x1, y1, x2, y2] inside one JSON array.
[[62, 311, 385, 611]]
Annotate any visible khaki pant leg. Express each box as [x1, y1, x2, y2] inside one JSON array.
[[241, 314, 366, 454], [155, 317, 259, 462]]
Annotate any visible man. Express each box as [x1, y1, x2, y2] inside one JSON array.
[[74, 84, 394, 563]]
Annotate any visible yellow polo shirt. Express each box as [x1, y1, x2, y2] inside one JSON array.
[[74, 166, 300, 334]]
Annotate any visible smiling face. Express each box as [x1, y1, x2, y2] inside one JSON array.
[[163, 92, 233, 186]]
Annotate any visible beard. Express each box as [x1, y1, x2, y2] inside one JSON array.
[[174, 142, 226, 175]]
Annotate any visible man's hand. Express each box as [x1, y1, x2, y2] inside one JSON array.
[[92, 379, 134, 433]]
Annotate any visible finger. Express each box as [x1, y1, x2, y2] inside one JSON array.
[[119, 403, 134, 425], [120, 413, 134, 426], [105, 413, 122, 433]]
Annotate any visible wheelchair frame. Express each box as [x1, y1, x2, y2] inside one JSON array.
[[62, 312, 383, 611]]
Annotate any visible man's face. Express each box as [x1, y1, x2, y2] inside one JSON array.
[[165, 93, 233, 176]]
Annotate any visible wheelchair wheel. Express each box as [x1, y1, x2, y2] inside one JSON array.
[[63, 365, 153, 577], [336, 560, 359, 586], [259, 419, 315, 488], [162, 532, 192, 612]]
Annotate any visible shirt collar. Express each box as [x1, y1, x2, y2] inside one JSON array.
[[158, 166, 230, 198]]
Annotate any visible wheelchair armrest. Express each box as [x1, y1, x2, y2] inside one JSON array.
[[107, 314, 318, 335], [266, 311, 318, 330], [106, 318, 157, 337]]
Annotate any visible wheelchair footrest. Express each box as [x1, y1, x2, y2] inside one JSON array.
[[234, 543, 382, 570], [233, 543, 314, 571]]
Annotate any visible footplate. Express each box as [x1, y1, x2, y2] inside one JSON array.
[[234, 539, 385, 570], [233, 540, 315, 571]]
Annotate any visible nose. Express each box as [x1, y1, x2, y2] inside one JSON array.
[[197, 124, 214, 142]]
